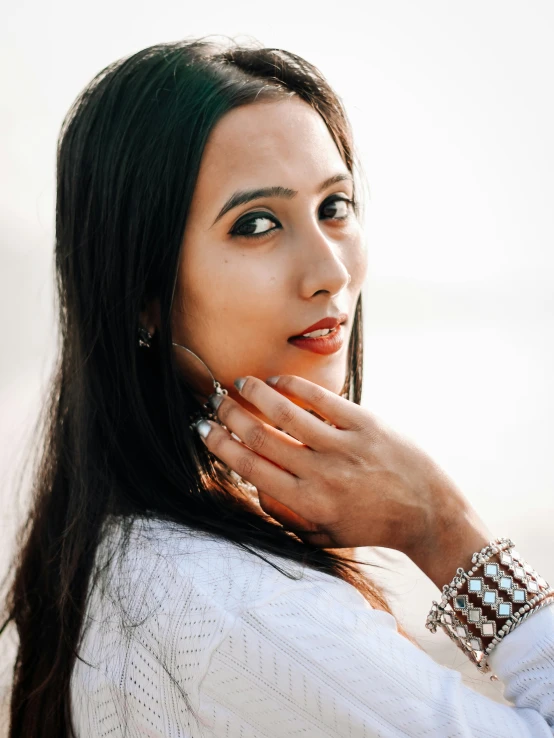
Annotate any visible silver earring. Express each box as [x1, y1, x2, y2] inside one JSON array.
[[171, 341, 228, 430], [173, 341, 257, 494], [138, 326, 153, 348]]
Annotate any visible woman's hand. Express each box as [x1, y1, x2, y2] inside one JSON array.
[[194, 374, 493, 576]]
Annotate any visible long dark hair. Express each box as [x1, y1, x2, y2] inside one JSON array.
[[1, 36, 417, 737]]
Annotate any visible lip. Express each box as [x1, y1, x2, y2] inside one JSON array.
[[287, 323, 345, 355], [290, 313, 348, 338]]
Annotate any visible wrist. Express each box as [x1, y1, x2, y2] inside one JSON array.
[[411, 506, 494, 591], [425, 536, 554, 676]]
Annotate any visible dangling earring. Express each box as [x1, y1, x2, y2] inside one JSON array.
[[138, 326, 153, 348], [171, 341, 229, 431], [172, 340, 258, 495]]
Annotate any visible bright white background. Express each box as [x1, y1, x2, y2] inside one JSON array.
[[1, 0, 553, 719]]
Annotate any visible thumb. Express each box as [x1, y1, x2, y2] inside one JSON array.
[[257, 490, 333, 546]]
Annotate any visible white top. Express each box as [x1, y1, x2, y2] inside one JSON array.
[[70, 516, 554, 737]]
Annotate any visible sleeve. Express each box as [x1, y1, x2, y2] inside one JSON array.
[[195, 574, 554, 738]]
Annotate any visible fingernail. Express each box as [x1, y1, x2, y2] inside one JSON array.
[[234, 377, 247, 392], [265, 376, 279, 386], [208, 392, 225, 411], [193, 419, 213, 439]]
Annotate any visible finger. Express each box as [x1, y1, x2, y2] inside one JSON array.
[[257, 490, 309, 529], [257, 490, 336, 548], [195, 420, 305, 510], [214, 394, 314, 477], [234, 377, 341, 450], [241, 374, 360, 432], [257, 489, 317, 532]]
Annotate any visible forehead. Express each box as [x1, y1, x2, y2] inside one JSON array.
[[190, 97, 348, 217]]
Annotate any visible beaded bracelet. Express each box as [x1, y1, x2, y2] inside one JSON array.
[[426, 537, 554, 680]]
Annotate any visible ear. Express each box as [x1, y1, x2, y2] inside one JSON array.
[[139, 298, 161, 334]]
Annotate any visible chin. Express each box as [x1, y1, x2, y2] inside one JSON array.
[[286, 372, 346, 411], [308, 365, 347, 394]]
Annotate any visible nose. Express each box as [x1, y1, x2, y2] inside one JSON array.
[[296, 227, 352, 299]]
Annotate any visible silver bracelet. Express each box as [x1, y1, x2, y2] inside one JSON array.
[[425, 537, 554, 680]]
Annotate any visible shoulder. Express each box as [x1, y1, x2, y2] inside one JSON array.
[[94, 514, 376, 618], [72, 516, 392, 736], [75, 514, 385, 697]]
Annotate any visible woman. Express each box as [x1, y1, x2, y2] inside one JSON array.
[[2, 36, 554, 737]]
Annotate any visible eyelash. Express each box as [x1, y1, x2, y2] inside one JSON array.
[[229, 195, 356, 241]]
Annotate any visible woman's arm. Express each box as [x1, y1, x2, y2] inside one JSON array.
[[197, 573, 554, 737]]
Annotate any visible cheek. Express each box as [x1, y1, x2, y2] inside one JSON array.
[[213, 256, 277, 315], [180, 243, 279, 336]]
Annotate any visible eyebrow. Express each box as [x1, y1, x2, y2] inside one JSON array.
[[211, 172, 354, 227]]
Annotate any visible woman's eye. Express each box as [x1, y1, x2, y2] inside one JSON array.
[[321, 196, 353, 220], [230, 214, 279, 240], [229, 196, 354, 240]]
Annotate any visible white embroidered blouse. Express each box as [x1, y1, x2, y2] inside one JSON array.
[[70, 516, 554, 737]]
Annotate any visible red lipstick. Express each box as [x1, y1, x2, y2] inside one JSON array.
[[288, 313, 348, 355]]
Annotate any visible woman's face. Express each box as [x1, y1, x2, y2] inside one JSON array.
[[169, 96, 368, 424]]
